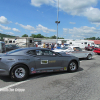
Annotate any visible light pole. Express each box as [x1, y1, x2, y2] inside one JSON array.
[[55, 0, 60, 45]]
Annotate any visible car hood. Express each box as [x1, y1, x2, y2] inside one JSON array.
[[57, 52, 75, 57], [53, 49, 69, 52]]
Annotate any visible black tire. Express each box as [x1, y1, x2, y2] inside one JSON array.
[[68, 61, 78, 72], [10, 64, 29, 82], [87, 54, 92, 60]]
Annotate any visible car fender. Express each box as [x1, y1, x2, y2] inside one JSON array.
[[9, 62, 30, 75]]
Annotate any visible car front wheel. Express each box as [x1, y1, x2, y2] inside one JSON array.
[[10, 64, 29, 81], [68, 61, 78, 72], [87, 54, 92, 60]]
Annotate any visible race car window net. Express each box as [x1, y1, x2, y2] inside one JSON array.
[[35, 50, 57, 56]]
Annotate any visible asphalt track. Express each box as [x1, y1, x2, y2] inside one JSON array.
[[0, 54, 99, 100]]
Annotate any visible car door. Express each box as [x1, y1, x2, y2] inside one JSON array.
[[67, 47, 78, 57], [74, 47, 86, 58], [34, 49, 63, 71]]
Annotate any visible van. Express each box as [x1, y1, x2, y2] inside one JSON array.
[[0, 41, 6, 53]]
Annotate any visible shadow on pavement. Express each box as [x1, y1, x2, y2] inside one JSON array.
[[0, 67, 84, 82], [79, 58, 95, 61], [0, 76, 14, 82]]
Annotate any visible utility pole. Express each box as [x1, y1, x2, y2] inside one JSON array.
[[55, 0, 60, 44]]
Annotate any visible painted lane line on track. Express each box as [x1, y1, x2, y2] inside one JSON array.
[[0, 74, 45, 91], [0, 80, 29, 91]]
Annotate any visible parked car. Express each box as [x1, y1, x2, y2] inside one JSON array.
[[93, 48, 100, 54], [53, 46, 94, 60], [5, 44, 20, 52], [85, 46, 95, 51], [0, 47, 80, 81]]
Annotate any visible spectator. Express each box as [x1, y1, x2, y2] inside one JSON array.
[[46, 43, 49, 49], [51, 43, 54, 50], [49, 44, 51, 50], [88, 44, 90, 47], [54, 43, 57, 49], [43, 43, 46, 48], [45, 43, 47, 48], [57, 44, 61, 49], [61, 43, 64, 48], [36, 43, 38, 47]]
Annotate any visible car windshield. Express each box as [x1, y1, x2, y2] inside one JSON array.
[[60, 47, 69, 50], [11, 45, 18, 47]]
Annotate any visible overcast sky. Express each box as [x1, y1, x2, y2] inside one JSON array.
[[0, 0, 100, 39]]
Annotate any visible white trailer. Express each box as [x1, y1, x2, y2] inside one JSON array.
[[4, 37, 34, 47], [66, 40, 95, 49]]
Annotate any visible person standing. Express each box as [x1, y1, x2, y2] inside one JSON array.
[[51, 43, 54, 50], [49, 44, 51, 50], [61, 43, 64, 48], [54, 43, 57, 49], [36, 43, 38, 47], [43, 43, 46, 48], [47, 43, 49, 49]]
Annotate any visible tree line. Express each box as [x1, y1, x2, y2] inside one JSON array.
[[84, 37, 100, 40], [22, 34, 64, 39]]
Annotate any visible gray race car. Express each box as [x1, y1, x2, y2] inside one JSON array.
[[0, 47, 80, 81]]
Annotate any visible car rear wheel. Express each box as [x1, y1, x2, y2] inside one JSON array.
[[87, 54, 92, 60], [10, 64, 29, 81], [68, 61, 78, 72]]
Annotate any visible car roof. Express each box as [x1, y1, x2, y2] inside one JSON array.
[[14, 47, 50, 51], [68, 46, 80, 48], [6, 47, 51, 55]]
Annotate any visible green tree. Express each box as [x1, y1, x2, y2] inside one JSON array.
[[96, 37, 100, 40], [58, 37, 64, 39], [30, 34, 45, 38], [22, 34, 28, 37], [30, 34, 36, 38], [84, 37, 96, 40], [36, 34, 45, 38], [50, 35, 56, 39]]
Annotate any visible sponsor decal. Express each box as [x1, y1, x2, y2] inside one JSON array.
[[7, 59, 15, 62], [41, 70, 47, 72], [49, 60, 56, 63], [55, 70, 59, 71], [60, 68, 64, 71], [47, 70, 53, 72], [64, 67, 67, 70], [32, 71, 36, 73], [36, 71, 41, 73], [31, 68, 34, 71], [41, 60, 48, 64], [18, 59, 30, 61]]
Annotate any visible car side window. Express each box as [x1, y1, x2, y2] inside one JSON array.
[[73, 47, 82, 51], [44, 50, 56, 56], [73, 47, 76, 51], [36, 50, 43, 55], [35, 50, 56, 56], [27, 50, 36, 55]]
